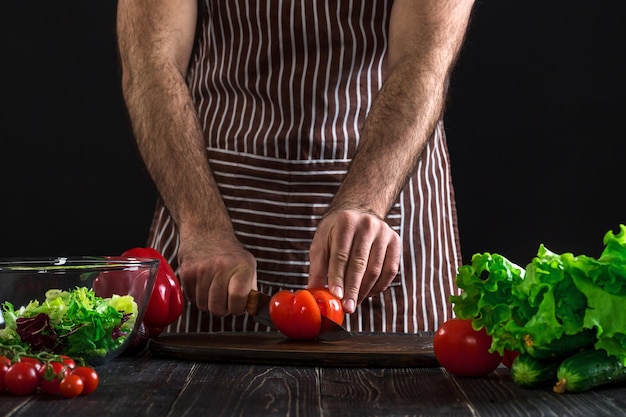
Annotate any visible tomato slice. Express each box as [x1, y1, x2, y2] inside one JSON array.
[[308, 287, 344, 325]]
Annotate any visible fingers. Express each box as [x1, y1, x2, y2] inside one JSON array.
[[207, 271, 229, 316], [207, 260, 257, 316], [325, 221, 356, 306], [366, 231, 401, 298], [340, 220, 399, 312], [309, 210, 401, 314], [307, 241, 329, 290], [178, 249, 257, 317], [179, 268, 197, 306], [227, 267, 257, 315]]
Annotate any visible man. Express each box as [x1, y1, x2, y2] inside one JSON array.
[[117, 0, 474, 334]]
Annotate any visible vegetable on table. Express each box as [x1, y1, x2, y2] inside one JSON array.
[[269, 288, 344, 340], [433, 318, 502, 377], [524, 329, 596, 360], [38, 359, 71, 394], [511, 353, 560, 388], [450, 224, 626, 392], [554, 348, 626, 393], [0, 352, 99, 398], [71, 365, 99, 395], [59, 373, 84, 398], [4, 361, 39, 396], [121, 248, 183, 339]]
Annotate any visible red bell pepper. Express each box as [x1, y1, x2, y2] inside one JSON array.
[[121, 247, 184, 338]]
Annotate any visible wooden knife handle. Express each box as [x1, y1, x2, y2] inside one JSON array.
[[246, 289, 260, 316]]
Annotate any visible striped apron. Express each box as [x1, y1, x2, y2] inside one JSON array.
[[148, 0, 462, 333]]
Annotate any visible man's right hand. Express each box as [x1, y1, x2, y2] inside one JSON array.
[[177, 234, 257, 317]]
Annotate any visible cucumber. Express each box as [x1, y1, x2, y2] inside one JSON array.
[[525, 329, 596, 360], [511, 353, 560, 388], [553, 349, 626, 393]]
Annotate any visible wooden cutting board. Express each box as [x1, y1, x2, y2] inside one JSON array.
[[149, 332, 438, 368]]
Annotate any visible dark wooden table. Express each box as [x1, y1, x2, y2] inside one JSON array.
[[1, 345, 626, 417]]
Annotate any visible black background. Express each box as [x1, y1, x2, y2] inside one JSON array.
[[445, 1, 626, 264], [2, 2, 625, 267]]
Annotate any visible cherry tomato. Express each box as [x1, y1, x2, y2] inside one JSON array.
[[59, 374, 84, 398], [269, 289, 322, 340], [308, 287, 344, 325], [39, 361, 70, 395], [19, 357, 43, 373], [60, 355, 77, 369], [39, 376, 61, 394], [71, 366, 99, 395], [501, 349, 520, 368], [5, 362, 40, 396], [433, 318, 503, 377], [0, 356, 10, 391]]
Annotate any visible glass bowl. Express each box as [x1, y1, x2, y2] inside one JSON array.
[[0, 256, 159, 365]]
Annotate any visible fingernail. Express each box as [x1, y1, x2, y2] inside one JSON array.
[[343, 299, 355, 313], [333, 286, 344, 299]]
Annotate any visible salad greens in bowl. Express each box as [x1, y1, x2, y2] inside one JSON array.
[[0, 256, 159, 365]]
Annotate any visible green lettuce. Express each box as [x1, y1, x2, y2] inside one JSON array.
[[0, 287, 137, 361], [452, 224, 626, 364]]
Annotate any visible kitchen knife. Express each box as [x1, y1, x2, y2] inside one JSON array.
[[246, 289, 352, 341]]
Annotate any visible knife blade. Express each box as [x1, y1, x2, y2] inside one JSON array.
[[246, 289, 352, 341]]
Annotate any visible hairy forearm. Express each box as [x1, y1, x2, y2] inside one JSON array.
[[330, 0, 474, 218], [122, 68, 233, 236], [117, 0, 233, 237]]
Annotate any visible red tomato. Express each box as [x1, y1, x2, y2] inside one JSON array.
[[269, 289, 322, 340], [19, 356, 42, 373], [71, 366, 99, 395], [59, 374, 84, 398], [0, 356, 10, 391], [39, 361, 70, 395], [308, 287, 344, 325], [61, 355, 77, 369], [5, 362, 40, 396], [501, 349, 520, 368], [433, 318, 503, 377]]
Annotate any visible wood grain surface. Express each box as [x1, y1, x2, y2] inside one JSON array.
[[2, 353, 626, 417], [149, 332, 438, 367]]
